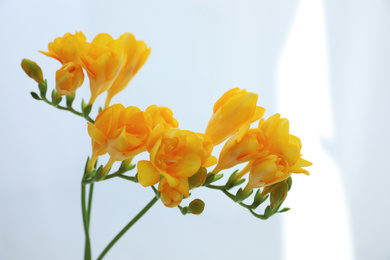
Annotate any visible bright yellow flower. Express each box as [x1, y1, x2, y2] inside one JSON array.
[[197, 133, 218, 168], [87, 104, 153, 177], [205, 88, 265, 145], [212, 124, 269, 174], [158, 177, 189, 208], [104, 33, 151, 108], [145, 105, 178, 130], [40, 31, 89, 65], [55, 62, 84, 97], [138, 128, 202, 188], [21, 59, 44, 83], [233, 113, 312, 189], [81, 33, 124, 105]]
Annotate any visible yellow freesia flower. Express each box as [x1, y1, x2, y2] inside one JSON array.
[[158, 177, 189, 208], [87, 104, 153, 177], [81, 33, 124, 105], [104, 33, 151, 108], [205, 88, 265, 145], [145, 105, 178, 130], [212, 124, 269, 174], [197, 133, 218, 168], [55, 62, 84, 97], [230, 113, 312, 190], [40, 31, 89, 65], [138, 128, 202, 187]]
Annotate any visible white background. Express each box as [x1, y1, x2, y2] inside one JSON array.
[[1, 0, 389, 259]]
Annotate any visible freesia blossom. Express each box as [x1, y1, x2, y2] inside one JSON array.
[[205, 88, 265, 145], [158, 177, 189, 208], [87, 104, 153, 177], [212, 124, 269, 174], [138, 128, 216, 206], [40, 31, 89, 65], [104, 33, 151, 108], [145, 105, 178, 130], [55, 62, 84, 97], [81, 33, 124, 105]]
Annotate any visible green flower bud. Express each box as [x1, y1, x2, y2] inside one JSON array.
[[189, 167, 207, 189], [21, 59, 44, 83], [188, 199, 205, 215], [270, 181, 289, 209]]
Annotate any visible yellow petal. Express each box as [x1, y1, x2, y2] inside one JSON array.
[[137, 160, 160, 187]]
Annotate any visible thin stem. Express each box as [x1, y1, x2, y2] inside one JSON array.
[[81, 183, 92, 260], [97, 196, 159, 260], [42, 96, 94, 123], [103, 172, 137, 182], [87, 183, 94, 223]]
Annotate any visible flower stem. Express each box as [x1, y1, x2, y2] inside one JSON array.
[[81, 183, 92, 260], [97, 196, 159, 260], [87, 183, 94, 222]]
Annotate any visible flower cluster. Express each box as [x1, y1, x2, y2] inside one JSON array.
[[22, 31, 311, 212], [40, 31, 151, 107]]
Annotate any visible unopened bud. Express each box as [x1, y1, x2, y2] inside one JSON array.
[[21, 59, 44, 83], [189, 167, 207, 189], [188, 199, 205, 215], [56, 62, 84, 97], [270, 181, 289, 209]]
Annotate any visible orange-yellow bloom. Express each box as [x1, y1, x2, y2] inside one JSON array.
[[138, 128, 216, 207], [87, 104, 153, 176], [81, 33, 124, 105], [145, 105, 178, 130], [40, 31, 89, 65], [158, 177, 189, 208], [205, 88, 265, 145], [212, 124, 269, 174], [55, 62, 84, 97], [104, 33, 151, 108]]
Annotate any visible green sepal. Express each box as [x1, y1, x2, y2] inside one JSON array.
[[94, 166, 104, 181], [66, 93, 75, 108], [51, 89, 62, 106], [30, 91, 41, 100], [203, 173, 224, 187], [225, 170, 239, 189], [252, 189, 269, 209], [83, 104, 93, 117], [286, 176, 293, 190], [235, 188, 253, 203], [38, 80, 47, 97], [98, 106, 103, 113], [264, 205, 274, 219], [81, 99, 87, 110], [118, 160, 136, 174], [278, 207, 290, 213]]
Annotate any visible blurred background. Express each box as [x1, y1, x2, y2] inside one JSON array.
[[1, 0, 389, 259]]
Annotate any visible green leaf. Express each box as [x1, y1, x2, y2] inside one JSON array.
[[30, 91, 41, 100]]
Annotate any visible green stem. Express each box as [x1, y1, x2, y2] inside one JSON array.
[[87, 183, 94, 223], [103, 172, 137, 182], [81, 183, 92, 260], [97, 196, 159, 260], [42, 97, 94, 123]]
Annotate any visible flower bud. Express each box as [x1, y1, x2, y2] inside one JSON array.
[[188, 199, 205, 215], [56, 62, 84, 97], [270, 181, 289, 209], [21, 59, 44, 83], [188, 167, 207, 189], [205, 88, 265, 145]]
